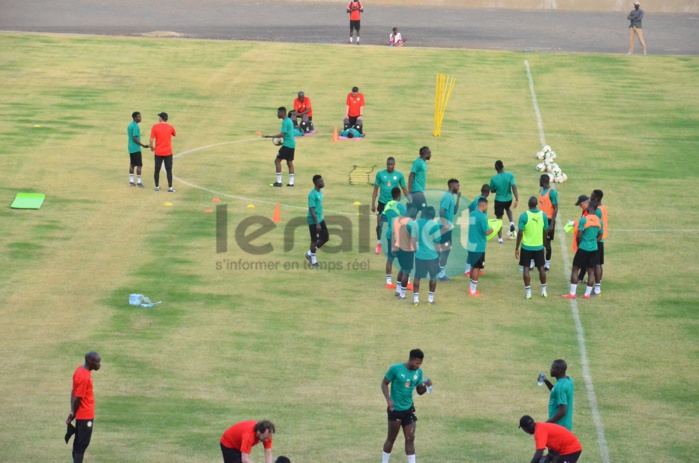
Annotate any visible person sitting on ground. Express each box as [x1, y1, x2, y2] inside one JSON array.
[[340, 127, 364, 138], [291, 91, 314, 133], [389, 27, 405, 47]]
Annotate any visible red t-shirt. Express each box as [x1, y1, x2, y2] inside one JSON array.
[[347, 1, 363, 20], [220, 421, 273, 453], [294, 97, 313, 117], [72, 366, 95, 420], [346, 92, 365, 117], [534, 422, 582, 455], [150, 123, 176, 156]]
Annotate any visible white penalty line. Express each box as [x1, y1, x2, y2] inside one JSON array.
[[526, 60, 611, 463]]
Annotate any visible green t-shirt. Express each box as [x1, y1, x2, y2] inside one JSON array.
[[375, 170, 406, 204], [468, 195, 483, 212], [467, 209, 489, 253], [549, 376, 575, 431], [410, 158, 427, 193], [383, 201, 406, 241], [489, 172, 516, 202], [385, 362, 423, 412], [340, 128, 364, 138], [578, 216, 603, 252], [415, 218, 442, 260], [127, 121, 141, 153], [281, 118, 296, 148], [307, 189, 323, 225], [518, 209, 549, 251], [439, 192, 456, 225]]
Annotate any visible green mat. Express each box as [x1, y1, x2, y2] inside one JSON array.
[[10, 193, 46, 209]]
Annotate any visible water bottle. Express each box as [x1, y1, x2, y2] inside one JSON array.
[[537, 373, 546, 386], [423, 377, 432, 394]]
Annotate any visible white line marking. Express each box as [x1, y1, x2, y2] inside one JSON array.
[[526, 59, 610, 463], [613, 229, 699, 233]]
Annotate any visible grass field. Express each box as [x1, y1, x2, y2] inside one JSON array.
[[1, 33, 698, 463]]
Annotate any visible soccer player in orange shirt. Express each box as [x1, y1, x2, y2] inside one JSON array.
[[347, 0, 364, 44]]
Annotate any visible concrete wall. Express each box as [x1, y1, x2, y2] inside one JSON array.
[[271, 0, 699, 13]]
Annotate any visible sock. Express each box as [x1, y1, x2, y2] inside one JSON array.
[[350, 37, 353, 42], [569, 283, 577, 296], [428, 292, 434, 303], [129, 174, 134, 183], [137, 175, 142, 184], [407, 454, 415, 463], [400, 286, 406, 298], [311, 253, 317, 265], [357, 37, 360, 42], [413, 293, 419, 303], [545, 259, 551, 268], [541, 283, 547, 295], [585, 285, 593, 296], [276, 173, 282, 184], [288, 173, 294, 185], [594, 283, 601, 294], [470, 279, 477, 293], [386, 274, 392, 285], [439, 266, 446, 278], [382, 451, 391, 463], [525, 286, 531, 297]]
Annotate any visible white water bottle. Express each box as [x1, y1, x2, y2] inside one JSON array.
[[537, 373, 546, 386], [423, 377, 432, 394]]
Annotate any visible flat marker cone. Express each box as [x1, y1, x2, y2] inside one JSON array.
[[212, 197, 221, 202], [272, 202, 281, 223], [332, 126, 339, 142]]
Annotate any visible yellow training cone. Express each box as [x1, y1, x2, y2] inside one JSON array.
[[353, 201, 361, 206], [164, 202, 173, 207], [247, 204, 255, 208]]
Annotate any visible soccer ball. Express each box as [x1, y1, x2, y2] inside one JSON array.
[[543, 145, 551, 153], [536, 162, 547, 172], [549, 151, 557, 159], [272, 137, 283, 146], [536, 151, 545, 160], [561, 173, 568, 182], [546, 164, 553, 172], [551, 165, 562, 176], [547, 173, 554, 182], [554, 174, 563, 184]]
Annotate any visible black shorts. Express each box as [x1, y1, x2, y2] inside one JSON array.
[[519, 248, 545, 268], [411, 191, 427, 211], [129, 151, 143, 167], [377, 201, 387, 218], [277, 146, 295, 161], [309, 221, 329, 243], [440, 229, 452, 247], [467, 251, 485, 268], [415, 257, 439, 280], [573, 248, 599, 269], [397, 250, 415, 273], [73, 419, 94, 455], [494, 200, 512, 218], [387, 405, 417, 424], [597, 241, 604, 265], [350, 19, 361, 31], [559, 450, 582, 463], [221, 443, 243, 463]]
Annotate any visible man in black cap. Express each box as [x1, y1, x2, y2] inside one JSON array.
[[519, 415, 582, 463], [149, 112, 177, 192], [627, 2, 647, 55]]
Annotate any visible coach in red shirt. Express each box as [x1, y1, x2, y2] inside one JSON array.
[[65, 351, 101, 463], [150, 112, 177, 192], [344, 86, 365, 134], [519, 415, 582, 463], [292, 91, 314, 133], [220, 420, 275, 463]]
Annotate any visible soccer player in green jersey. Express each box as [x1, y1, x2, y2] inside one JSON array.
[[408, 147, 431, 213], [540, 359, 575, 431], [465, 184, 490, 276], [413, 206, 442, 306], [127, 112, 149, 187], [383, 187, 407, 289], [437, 179, 460, 282], [489, 160, 519, 243], [263, 107, 296, 187], [372, 157, 408, 255], [305, 175, 328, 268], [381, 349, 432, 463], [467, 197, 494, 296], [515, 197, 550, 299]]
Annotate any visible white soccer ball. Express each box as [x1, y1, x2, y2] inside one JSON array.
[[554, 174, 564, 184], [544, 158, 552, 167], [547, 173, 555, 182], [272, 137, 283, 146], [536, 151, 545, 160], [536, 162, 547, 172], [546, 164, 553, 172], [552, 165, 562, 177], [549, 151, 557, 159], [561, 173, 568, 182], [543, 145, 551, 153]]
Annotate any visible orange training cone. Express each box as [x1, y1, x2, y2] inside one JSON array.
[[272, 202, 281, 223], [332, 126, 339, 142]]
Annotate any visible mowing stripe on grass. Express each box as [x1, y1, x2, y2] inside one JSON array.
[[525, 59, 611, 463]]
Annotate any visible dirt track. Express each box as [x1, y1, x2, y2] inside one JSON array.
[[0, 0, 697, 54]]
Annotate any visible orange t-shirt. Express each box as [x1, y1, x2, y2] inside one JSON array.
[[598, 204, 608, 240], [150, 123, 176, 156], [72, 366, 95, 420], [294, 97, 313, 118], [346, 92, 365, 117], [534, 422, 582, 455], [347, 1, 363, 20], [220, 421, 273, 453]]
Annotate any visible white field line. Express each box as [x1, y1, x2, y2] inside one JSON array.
[[525, 60, 611, 463]]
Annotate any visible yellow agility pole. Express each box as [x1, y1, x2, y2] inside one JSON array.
[[433, 73, 456, 137]]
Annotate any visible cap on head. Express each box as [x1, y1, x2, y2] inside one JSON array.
[[575, 195, 590, 206], [519, 415, 535, 429], [157, 112, 168, 121]]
